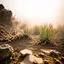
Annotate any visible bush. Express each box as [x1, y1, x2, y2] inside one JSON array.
[[39, 24, 54, 45], [23, 28, 29, 36], [21, 28, 32, 40]]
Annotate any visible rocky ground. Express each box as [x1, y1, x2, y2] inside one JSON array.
[[0, 35, 64, 64], [0, 24, 63, 64], [0, 4, 64, 64]]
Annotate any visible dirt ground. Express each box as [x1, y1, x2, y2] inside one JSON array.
[[0, 35, 63, 64], [0, 35, 56, 52]]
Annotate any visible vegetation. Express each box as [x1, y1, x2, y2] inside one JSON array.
[[19, 28, 32, 40], [39, 24, 54, 45], [0, 4, 64, 64], [23, 28, 29, 36], [56, 26, 64, 55], [0, 22, 64, 64]]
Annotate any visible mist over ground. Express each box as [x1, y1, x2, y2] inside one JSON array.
[[0, 0, 64, 27]]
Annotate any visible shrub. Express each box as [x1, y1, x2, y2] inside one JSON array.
[[23, 28, 29, 36], [39, 24, 54, 45], [21, 28, 32, 40]]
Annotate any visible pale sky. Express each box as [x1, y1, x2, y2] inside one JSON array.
[[0, 0, 64, 27]]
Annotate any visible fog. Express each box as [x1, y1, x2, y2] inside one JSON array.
[[0, 0, 64, 27]]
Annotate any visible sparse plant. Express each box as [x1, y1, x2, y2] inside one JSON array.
[[21, 28, 31, 40], [39, 24, 54, 45], [23, 28, 29, 36]]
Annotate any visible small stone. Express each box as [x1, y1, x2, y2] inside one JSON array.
[[20, 49, 32, 57], [55, 60, 60, 64], [60, 57, 64, 63], [54, 58, 60, 64], [44, 60, 49, 64], [49, 50, 60, 58], [39, 53, 45, 58]]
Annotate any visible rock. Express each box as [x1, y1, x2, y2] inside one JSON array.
[[20, 55, 34, 64], [55, 61, 60, 64], [0, 25, 12, 41], [49, 50, 60, 58], [60, 57, 64, 64], [34, 56, 43, 64], [33, 51, 45, 58], [0, 4, 13, 33], [38, 53, 45, 58], [54, 59, 60, 64], [0, 44, 13, 60], [20, 55, 43, 64], [0, 4, 4, 10], [44, 60, 49, 64], [20, 49, 32, 57], [0, 7, 12, 26]]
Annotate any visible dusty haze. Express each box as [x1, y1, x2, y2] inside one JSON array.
[[0, 0, 64, 27]]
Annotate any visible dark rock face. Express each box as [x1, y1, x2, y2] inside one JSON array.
[[0, 4, 4, 10], [0, 44, 13, 60], [0, 9, 12, 27], [0, 4, 12, 32]]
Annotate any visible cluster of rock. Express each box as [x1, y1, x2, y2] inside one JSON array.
[[0, 44, 44, 64], [20, 49, 44, 64], [0, 44, 64, 64], [19, 49, 63, 64], [19, 49, 64, 64]]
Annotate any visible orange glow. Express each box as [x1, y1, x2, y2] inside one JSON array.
[[0, 0, 64, 27]]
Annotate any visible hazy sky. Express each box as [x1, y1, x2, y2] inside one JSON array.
[[0, 0, 64, 26]]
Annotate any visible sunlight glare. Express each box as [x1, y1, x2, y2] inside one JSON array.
[[1, 0, 63, 26]]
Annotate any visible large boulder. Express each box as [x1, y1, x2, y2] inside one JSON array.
[[0, 44, 13, 60], [0, 4, 12, 26], [0, 4, 13, 33]]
